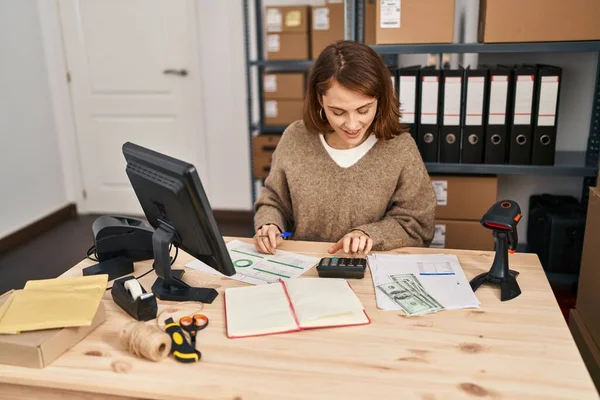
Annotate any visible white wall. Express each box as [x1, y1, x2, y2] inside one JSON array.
[[196, 1, 252, 210], [0, 1, 68, 239]]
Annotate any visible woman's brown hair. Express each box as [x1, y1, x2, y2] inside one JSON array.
[[303, 40, 406, 140]]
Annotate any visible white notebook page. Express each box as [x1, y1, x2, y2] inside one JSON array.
[[284, 278, 367, 328], [225, 283, 297, 337]]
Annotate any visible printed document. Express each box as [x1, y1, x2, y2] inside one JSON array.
[[186, 240, 318, 285], [368, 253, 480, 313]]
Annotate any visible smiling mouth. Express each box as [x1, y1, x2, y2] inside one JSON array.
[[343, 128, 361, 138]]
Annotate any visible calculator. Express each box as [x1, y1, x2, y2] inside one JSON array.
[[316, 257, 367, 279]]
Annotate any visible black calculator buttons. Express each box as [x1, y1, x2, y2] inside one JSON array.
[[316, 257, 367, 279]]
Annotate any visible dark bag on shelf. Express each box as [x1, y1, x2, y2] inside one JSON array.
[[527, 194, 586, 274]]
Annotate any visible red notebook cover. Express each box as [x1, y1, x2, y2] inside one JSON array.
[[225, 279, 370, 339]]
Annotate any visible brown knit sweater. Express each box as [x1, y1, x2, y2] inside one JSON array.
[[254, 120, 436, 250]]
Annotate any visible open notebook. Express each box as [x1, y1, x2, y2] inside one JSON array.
[[225, 278, 370, 338]]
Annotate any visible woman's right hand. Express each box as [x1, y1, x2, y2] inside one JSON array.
[[254, 224, 282, 255]]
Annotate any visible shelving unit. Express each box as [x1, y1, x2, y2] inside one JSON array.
[[243, 0, 600, 204]]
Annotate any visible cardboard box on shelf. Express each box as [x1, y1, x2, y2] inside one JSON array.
[[569, 308, 600, 391], [576, 187, 600, 347], [430, 175, 498, 221], [479, 0, 600, 43], [310, 3, 344, 59], [265, 6, 309, 34], [264, 99, 304, 126], [263, 73, 305, 100], [252, 135, 282, 179], [432, 219, 494, 251], [0, 291, 106, 369], [372, 0, 455, 45], [265, 33, 310, 61]]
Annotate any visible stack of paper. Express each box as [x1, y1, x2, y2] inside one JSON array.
[[186, 240, 319, 285], [368, 253, 480, 315], [0, 275, 108, 334]]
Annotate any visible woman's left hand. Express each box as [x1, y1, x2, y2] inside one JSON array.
[[327, 230, 373, 255]]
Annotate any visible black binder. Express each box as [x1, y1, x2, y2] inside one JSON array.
[[397, 66, 420, 142], [484, 65, 512, 164], [461, 67, 488, 164], [439, 68, 464, 163], [418, 67, 441, 162], [508, 65, 536, 165], [532, 65, 562, 165]]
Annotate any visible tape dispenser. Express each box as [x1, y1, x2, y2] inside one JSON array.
[[111, 276, 158, 321]]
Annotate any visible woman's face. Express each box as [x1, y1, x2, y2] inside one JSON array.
[[320, 80, 378, 149]]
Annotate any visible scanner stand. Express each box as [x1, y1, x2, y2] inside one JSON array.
[[151, 223, 218, 304], [470, 231, 521, 302]]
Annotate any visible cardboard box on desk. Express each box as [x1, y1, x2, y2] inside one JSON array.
[[0, 291, 106, 369], [371, 0, 455, 45], [310, 3, 344, 59], [569, 309, 600, 391], [431, 175, 498, 221], [576, 187, 600, 347], [432, 219, 494, 251], [479, 0, 600, 43]]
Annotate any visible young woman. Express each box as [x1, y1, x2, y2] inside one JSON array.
[[254, 41, 436, 255]]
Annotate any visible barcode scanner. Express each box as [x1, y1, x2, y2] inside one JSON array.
[[470, 200, 522, 301]]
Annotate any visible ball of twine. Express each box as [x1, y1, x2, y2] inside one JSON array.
[[119, 321, 171, 362]]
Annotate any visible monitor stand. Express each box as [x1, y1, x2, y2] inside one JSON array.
[[151, 223, 218, 304]]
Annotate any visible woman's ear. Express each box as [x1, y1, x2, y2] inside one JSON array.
[[318, 94, 323, 108]]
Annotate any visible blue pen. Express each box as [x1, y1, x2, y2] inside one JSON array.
[[258, 231, 292, 239]]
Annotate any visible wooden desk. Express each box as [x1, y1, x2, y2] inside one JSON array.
[[0, 238, 597, 399]]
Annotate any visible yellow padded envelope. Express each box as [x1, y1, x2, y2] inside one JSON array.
[[0, 275, 108, 334]]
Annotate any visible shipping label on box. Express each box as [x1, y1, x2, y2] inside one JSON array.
[[285, 10, 302, 28], [267, 34, 280, 52], [380, 0, 401, 28], [265, 101, 278, 118], [313, 8, 330, 30], [266, 9, 282, 32], [432, 180, 448, 206], [431, 224, 446, 248], [264, 75, 277, 93]]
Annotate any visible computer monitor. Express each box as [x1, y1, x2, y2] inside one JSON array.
[[122, 142, 235, 303]]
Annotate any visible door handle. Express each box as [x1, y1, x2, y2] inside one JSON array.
[[163, 69, 188, 77]]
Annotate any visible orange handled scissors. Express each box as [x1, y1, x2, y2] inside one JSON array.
[[179, 314, 209, 346]]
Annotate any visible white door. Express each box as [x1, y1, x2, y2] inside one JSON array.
[[58, 0, 207, 214]]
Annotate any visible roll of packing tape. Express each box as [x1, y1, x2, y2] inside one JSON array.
[[124, 279, 143, 301]]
